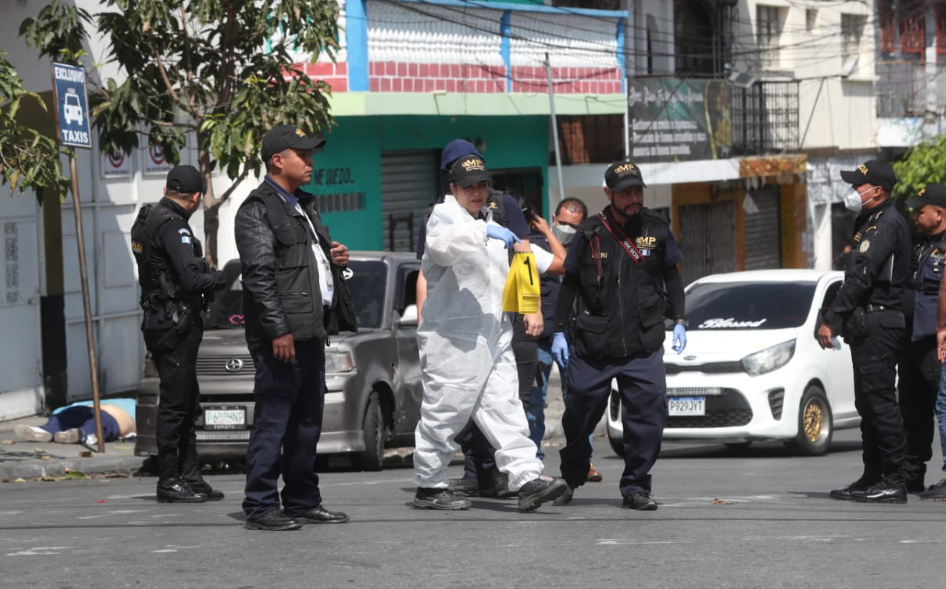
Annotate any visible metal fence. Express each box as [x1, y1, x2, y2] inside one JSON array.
[[876, 61, 946, 118], [731, 80, 800, 155]]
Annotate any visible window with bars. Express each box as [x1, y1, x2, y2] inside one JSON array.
[[556, 115, 625, 165]]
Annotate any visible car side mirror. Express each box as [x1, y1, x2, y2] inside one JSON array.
[[395, 304, 418, 327]]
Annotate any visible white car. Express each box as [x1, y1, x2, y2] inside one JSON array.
[[607, 269, 859, 456]]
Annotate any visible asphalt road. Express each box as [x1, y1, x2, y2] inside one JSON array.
[[1, 429, 944, 589]]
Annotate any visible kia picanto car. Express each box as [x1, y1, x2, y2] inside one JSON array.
[[135, 252, 423, 471], [607, 269, 859, 456]]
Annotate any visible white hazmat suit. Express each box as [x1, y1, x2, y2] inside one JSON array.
[[413, 194, 543, 490]]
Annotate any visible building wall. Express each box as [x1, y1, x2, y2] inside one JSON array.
[[215, 114, 550, 262], [734, 1, 877, 152]]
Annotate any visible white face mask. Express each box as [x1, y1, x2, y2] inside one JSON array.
[[844, 186, 879, 213], [552, 224, 577, 246]]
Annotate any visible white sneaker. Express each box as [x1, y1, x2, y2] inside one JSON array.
[[14, 424, 52, 443]]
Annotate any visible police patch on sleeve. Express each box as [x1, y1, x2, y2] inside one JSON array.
[[859, 239, 870, 253], [178, 227, 192, 244]]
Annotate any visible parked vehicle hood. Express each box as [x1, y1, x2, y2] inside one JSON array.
[[664, 328, 799, 364]]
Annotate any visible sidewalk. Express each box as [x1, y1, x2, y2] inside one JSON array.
[[0, 367, 604, 481], [0, 415, 150, 481]]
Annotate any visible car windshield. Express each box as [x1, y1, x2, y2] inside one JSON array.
[[204, 259, 388, 330], [684, 281, 816, 330]]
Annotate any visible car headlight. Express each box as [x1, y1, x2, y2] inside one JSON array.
[[741, 339, 796, 376], [325, 351, 354, 373]]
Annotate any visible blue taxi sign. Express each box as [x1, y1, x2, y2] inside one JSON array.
[[52, 62, 92, 148]]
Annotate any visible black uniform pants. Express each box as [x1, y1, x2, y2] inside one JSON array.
[[898, 336, 941, 484], [243, 339, 325, 520], [561, 349, 667, 496], [146, 322, 203, 457], [849, 311, 907, 474]]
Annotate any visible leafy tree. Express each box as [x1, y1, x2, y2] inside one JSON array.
[[21, 0, 340, 264], [0, 51, 71, 204], [892, 132, 946, 201]]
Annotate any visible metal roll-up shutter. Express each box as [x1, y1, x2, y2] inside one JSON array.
[[743, 188, 781, 270], [679, 200, 736, 285], [381, 150, 438, 252]]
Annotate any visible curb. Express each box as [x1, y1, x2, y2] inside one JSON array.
[[0, 455, 152, 482]]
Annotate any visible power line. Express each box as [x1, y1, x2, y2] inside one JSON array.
[[367, 0, 895, 67]]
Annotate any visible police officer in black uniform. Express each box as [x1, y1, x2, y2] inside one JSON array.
[[819, 160, 911, 504], [898, 184, 946, 492], [131, 165, 228, 503], [552, 162, 687, 510]]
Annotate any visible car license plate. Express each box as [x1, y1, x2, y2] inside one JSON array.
[[668, 397, 705, 416], [204, 406, 247, 430]]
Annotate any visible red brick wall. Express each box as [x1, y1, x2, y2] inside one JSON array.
[[297, 61, 623, 95], [303, 62, 349, 93]]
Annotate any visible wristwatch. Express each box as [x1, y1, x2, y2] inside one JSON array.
[[674, 318, 688, 327]]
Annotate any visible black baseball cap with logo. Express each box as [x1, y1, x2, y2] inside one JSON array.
[[449, 154, 490, 187], [839, 160, 897, 192], [906, 183, 946, 209], [260, 125, 326, 162], [605, 161, 647, 192], [166, 165, 205, 195]]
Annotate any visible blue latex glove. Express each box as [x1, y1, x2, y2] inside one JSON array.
[[551, 332, 569, 368], [486, 225, 521, 249], [672, 324, 687, 354]]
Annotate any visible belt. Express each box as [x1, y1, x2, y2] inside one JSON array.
[[865, 304, 891, 313]]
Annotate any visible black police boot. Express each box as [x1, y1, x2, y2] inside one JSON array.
[[413, 487, 472, 510], [446, 477, 480, 497], [552, 484, 574, 506], [517, 477, 568, 512], [850, 470, 908, 504], [919, 477, 946, 502], [180, 437, 224, 501], [829, 471, 882, 501], [482, 468, 516, 499], [622, 491, 659, 511], [156, 451, 208, 504]]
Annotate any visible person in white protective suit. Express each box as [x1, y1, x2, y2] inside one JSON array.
[[412, 154, 569, 512]]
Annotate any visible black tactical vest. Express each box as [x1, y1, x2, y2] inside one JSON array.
[[131, 201, 190, 313], [911, 231, 946, 340], [573, 208, 670, 358]]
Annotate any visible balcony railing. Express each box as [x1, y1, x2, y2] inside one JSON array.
[[876, 61, 946, 118]]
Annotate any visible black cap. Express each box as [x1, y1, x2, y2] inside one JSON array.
[[839, 160, 897, 192], [260, 125, 326, 162], [166, 165, 204, 195], [906, 183, 946, 209], [449, 154, 490, 187], [605, 161, 647, 192]]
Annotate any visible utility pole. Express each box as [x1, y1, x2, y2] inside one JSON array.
[[545, 52, 566, 206]]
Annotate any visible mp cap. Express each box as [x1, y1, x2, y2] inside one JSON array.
[[260, 125, 326, 162], [605, 161, 647, 192], [449, 154, 490, 187]]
